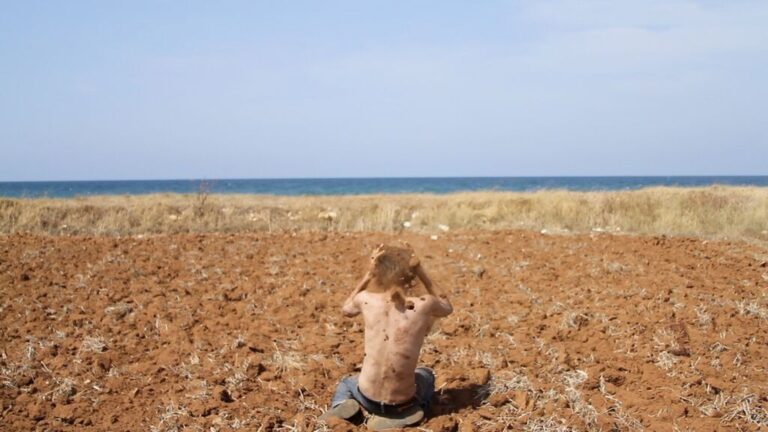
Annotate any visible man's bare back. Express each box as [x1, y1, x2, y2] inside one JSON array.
[[342, 245, 453, 404]]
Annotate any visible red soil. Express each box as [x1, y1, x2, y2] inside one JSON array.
[[1, 231, 767, 431]]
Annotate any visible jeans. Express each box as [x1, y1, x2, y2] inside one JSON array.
[[331, 367, 435, 415]]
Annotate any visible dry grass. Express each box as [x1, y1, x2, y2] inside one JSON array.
[[1, 186, 768, 239]]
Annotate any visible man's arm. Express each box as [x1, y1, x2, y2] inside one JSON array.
[[342, 271, 372, 317], [415, 265, 453, 317]]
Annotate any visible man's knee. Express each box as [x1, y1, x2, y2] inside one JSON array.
[[415, 367, 435, 381], [331, 374, 360, 407], [415, 367, 435, 391], [414, 368, 435, 409], [338, 374, 359, 389]]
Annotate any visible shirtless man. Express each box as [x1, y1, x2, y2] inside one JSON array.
[[321, 244, 453, 430]]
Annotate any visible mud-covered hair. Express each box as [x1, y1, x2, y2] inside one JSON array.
[[371, 244, 417, 287]]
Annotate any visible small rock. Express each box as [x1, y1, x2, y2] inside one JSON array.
[[473, 266, 486, 279], [430, 235, 438, 240], [512, 390, 529, 409], [468, 368, 491, 387], [403, 221, 412, 228], [17, 375, 34, 387], [105, 303, 133, 320], [211, 414, 227, 426], [28, 401, 47, 421], [476, 407, 495, 419], [603, 373, 626, 387], [319, 416, 355, 431], [188, 399, 217, 417], [218, 387, 234, 403], [317, 211, 337, 221], [441, 321, 458, 335], [438, 224, 450, 232], [488, 393, 508, 407], [95, 355, 112, 373], [20, 273, 30, 281], [427, 416, 458, 432], [669, 346, 691, 357], [16, 393, 32, 405], [459, 419, 474, 432], [52, 403, 80, 424]]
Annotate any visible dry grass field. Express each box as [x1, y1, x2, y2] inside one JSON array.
[[1, 186, 767, 240]]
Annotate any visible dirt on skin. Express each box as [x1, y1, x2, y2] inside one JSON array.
[[1, 231, 768, 431]]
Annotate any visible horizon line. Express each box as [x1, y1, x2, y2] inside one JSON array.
[[2, 174, 768, 183]]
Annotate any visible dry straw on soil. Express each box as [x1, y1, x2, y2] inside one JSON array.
[[1, 186, 767, 239]]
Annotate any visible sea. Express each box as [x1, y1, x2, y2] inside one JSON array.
[[0, 176, 767, 198]]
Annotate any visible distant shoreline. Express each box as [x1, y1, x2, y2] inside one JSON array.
[[2, 186, 767, 240], [2, 176, 768, 198]]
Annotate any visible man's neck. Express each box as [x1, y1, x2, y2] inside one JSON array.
[[367, 278, 406, 293]]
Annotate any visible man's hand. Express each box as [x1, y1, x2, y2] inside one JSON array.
[[414, 264, 433, 291], [408, 253, 420, 271], [369, 245, 386, 271]]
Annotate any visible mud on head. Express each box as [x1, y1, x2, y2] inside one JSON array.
[[370, 243, 419, 290]]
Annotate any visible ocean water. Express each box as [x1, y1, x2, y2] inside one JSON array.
[[0, 176, 767, 198]]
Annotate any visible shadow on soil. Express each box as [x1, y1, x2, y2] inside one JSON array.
[[429, 383, 488, 416]]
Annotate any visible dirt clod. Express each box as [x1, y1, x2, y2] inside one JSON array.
[[473, 266, 485, 278], [218, 388, 234, 403]]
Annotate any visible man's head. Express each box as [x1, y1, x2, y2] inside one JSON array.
[[369, 243, 419, 290]]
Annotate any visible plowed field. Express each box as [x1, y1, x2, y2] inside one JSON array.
[[2, 231, 767, 431]]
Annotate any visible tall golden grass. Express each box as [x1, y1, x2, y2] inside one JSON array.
[[1, 186, 767, 239]]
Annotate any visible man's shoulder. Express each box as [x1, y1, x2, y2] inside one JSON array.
[[355, 290, 384, 305], [408, 293, 438, 302]]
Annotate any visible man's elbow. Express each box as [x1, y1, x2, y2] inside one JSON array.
[[342, 304, 359, 317], [433, 301, 453, 318]]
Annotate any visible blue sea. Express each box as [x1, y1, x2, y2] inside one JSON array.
[[0, 176, 767, 198]]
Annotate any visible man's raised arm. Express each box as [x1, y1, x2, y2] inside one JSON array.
[[415, 264, 453, 317], [342, 271, 372, 317]]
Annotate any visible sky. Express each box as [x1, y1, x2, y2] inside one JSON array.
[[1, 1, 766, 181]]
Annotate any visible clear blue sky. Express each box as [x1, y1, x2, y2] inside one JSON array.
[[1, 1, 766, 181]]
